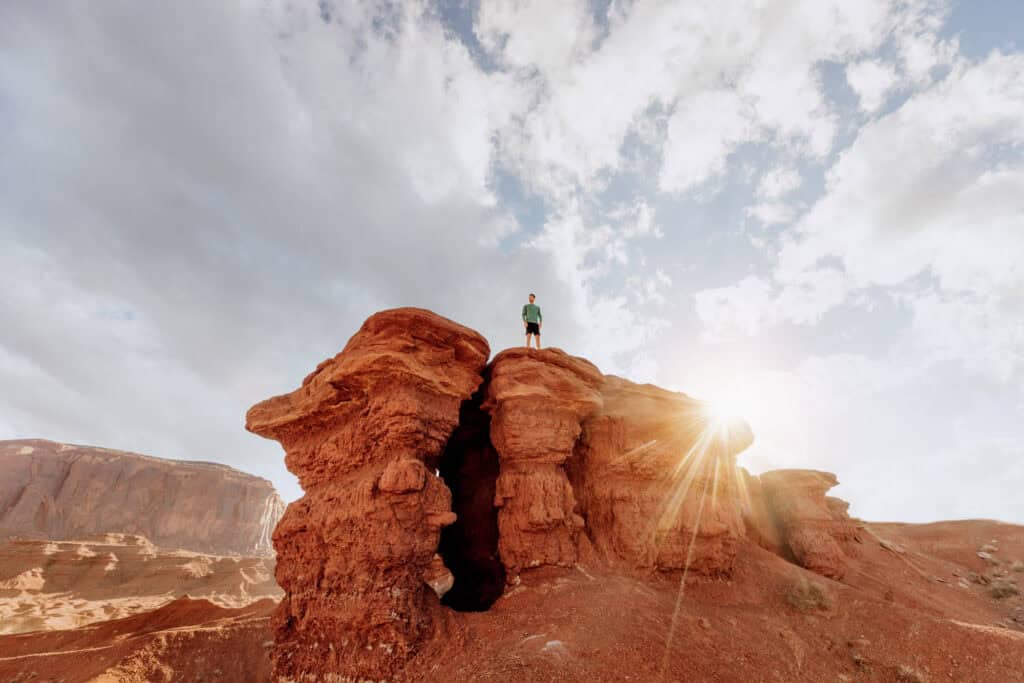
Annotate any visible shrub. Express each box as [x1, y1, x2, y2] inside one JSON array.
[[785, 577, 833, 612], [989, 581, 1020, 599], [896, 664, 927, 682]]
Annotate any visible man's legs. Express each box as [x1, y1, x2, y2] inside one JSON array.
[[525, 332, 531, 349], [535, 332, 541, 350]]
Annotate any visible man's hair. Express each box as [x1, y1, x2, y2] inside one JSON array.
[[529, 292, 536, 297]]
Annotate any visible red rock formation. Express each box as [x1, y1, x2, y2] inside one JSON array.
[[246, 308, 489, 681], [483, 348, 604, 578], [570, 376, 754, 575], [758, 469, 859, 579], [739, 468, 785, 554], [0, 439, 284, 557]]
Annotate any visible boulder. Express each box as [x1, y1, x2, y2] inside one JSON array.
[[759, 469, 857, 579]]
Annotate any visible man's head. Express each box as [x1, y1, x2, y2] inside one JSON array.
[[529, 293, 536, 303]]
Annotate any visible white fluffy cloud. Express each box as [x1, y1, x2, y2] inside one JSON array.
[[846, 59, 900, 112], [661, 90, 755, 193], [700, 52, 1024, 373], [778, 54, 1024, 378], [488, 0, 915, 199]]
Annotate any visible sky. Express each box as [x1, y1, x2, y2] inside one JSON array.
[[1, 0, 1022, 523]]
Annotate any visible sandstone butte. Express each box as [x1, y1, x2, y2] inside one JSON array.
[[241, 307, 1021, 683], [0, 439, 285, 557]]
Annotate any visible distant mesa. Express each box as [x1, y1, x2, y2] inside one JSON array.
[[0, 439, 285, 557]]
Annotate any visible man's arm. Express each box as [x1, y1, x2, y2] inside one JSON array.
[[522, 305, 528, 326], [537, 307, 542, 325]]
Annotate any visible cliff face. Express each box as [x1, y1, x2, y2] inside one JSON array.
[[570, 375, 753, 575], [0, 440, 284, 557]]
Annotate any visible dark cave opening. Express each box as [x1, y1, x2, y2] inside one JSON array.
[[436, 390, 505, 612]]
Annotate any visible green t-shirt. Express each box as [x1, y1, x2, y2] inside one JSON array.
[[522, 303, 542, 323]]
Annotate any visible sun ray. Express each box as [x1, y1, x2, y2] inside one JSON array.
[[659, 469, 711, 680]]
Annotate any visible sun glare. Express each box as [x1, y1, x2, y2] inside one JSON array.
[[697, 382, 757, 437], [702, 398, 746, 432]]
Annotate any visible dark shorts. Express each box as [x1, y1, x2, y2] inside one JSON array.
[[525, 322, 541, 335]]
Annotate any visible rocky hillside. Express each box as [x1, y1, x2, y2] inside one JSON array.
[[0, 596, 276, 682], [0, 533, 281, 634], [246, 308, 1024, 682], [0, 439, 285, 557]]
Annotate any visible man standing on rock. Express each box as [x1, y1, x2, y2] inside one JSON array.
[[522, 293, 542, 350]]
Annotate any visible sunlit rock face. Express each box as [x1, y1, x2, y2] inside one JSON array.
[[570, 376, 754, 575], [740, 468, 786, 554], [758, 469, 861, 579], [483, 348, 604, 579], [246, 308, 489, 682], [0, 440, 284, 557]]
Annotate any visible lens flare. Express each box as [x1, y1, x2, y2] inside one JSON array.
[[651, 394, 755, 679]]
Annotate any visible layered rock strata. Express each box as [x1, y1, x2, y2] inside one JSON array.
[[0, 439, 284, 556], [246, 308, 489, 681], [0, 534, 280, 634], [484, 348, 604, 577]]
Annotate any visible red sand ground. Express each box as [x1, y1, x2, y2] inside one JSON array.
[[1, 520, 1020, 682]]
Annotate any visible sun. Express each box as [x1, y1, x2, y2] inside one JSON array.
[[702, 397, 745, 428], [698, 385, 754, 435]]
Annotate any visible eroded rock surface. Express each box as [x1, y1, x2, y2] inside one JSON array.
[[0, 440, 284, 556], [759, 469, 860, 579], [246, 308, 489, 681], [570, 376, 754, 575], [484, 348, 604, 578]]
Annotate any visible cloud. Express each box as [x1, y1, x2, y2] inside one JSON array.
[[691, 47, 1024, 522], [660, 90, 755, 193], [776, 53, 1024, 375], [2, 0, 1021, 524], [475, 0, 596, 75], [846, 59, 900, 112], [491, 0, 906, 199], [699, 52, 1024, 376], [0, 1, 544, 501], [757, 166, 803, 199]]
